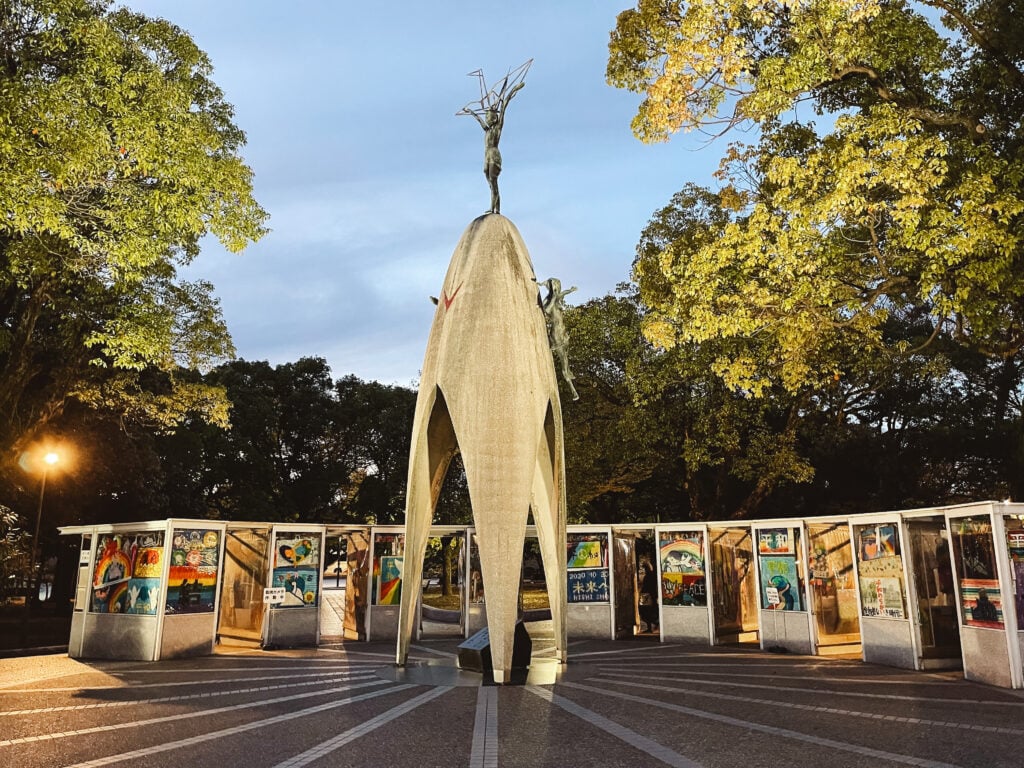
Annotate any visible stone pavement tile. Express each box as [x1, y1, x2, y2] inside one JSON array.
[[4, 638, 1024, 768], [0, 654, 137, 691]]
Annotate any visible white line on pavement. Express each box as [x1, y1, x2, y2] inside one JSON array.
[[61, 683, 417, 768], [315, 648, 410, 659], [595, 661, 958, 685], [410, 644, 458, 658], [563, 680, 966, 768], [0, 672, 376, 716], [0, 679, 391, 747], [107, 662, 381, 674], [596, 659, 862, 669], [570, 644, 683, 659], [527, 685, 703, 768], [588, 676, 1024, 735], [271, 686, 453, 768], [0, 669, 368, 694], [596, 669, 1024, 707], [470, 686, 498, 768]]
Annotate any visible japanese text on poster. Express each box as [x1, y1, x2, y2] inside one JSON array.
[[568, 568, 610, 603], [758, 528, 792, 555]]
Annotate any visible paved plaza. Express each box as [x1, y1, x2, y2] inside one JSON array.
[[2, 626, 1024, 768]]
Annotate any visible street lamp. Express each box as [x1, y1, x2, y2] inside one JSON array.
[[21, 450, 58, 647], [28, 451, 59, 603]]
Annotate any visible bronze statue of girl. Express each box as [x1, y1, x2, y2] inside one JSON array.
[[458, 60, 532, 214]]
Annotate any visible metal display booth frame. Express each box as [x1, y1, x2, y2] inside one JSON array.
[[61, 519, 228, 661], [58, 503, 1024, 689]]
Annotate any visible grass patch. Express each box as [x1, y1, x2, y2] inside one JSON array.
[[420, 584, 550, 611]]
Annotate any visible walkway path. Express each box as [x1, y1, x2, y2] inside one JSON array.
[[2, 631, 1023, 767]]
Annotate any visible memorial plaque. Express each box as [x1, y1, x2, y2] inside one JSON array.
[[458, 620, 532, 674]]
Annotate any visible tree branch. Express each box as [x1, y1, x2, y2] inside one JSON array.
[[921, 0, 1024, 88], [829, 65, 987, 136]]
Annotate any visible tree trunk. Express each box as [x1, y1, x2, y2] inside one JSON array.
[[441, 537, 457, 597]]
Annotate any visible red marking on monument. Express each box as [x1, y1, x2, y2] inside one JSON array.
[[442, 283, 463, 310]]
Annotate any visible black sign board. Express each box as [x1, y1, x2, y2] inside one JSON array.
[[458, 621, 532, 674]]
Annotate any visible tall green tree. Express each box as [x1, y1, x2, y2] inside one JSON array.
[[0, 0, 267, 470], [608, 0, 1024, 393], [564, 289, 813, 521], [624, 182, 1022, 517], [0, 504, 28, 602], [154, 361, 417, 524], [334, 375, 416, 524], [156, 359, 343, 523]]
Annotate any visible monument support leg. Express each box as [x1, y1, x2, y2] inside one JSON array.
[[476, 509, 529, 684], [530, 414, 567, 663], [396, 430, 431, 666], [397, 389, 458, 667]]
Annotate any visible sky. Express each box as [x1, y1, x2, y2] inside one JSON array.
[[125, 1, 720, 387]]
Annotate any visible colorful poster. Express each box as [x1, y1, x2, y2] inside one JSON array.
[[567, 537, 605, 568], [858, 576, 905, 619], [1005, 531, 1024, 627], [660, 534, 704, 573], [857, 524, 901, 562], [124, 578, 160, 614], [660, 533, 706, 606], [878, 525, 897, 557], [568, 568, 610, 603], [959, 578, 1004, 629], [759, 556, 801, 611], [856, 548, 905, 619], [166, 528, 221, 614], [272, 533, 320, 607], [662, 572, 707, 606], [376, 555, 403, 605], [809, 544, 832, 580], [758, 528, 791, 555], [91, 531, 164, 614], [1007, 531, 1024, 562]]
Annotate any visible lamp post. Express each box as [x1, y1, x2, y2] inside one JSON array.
[[22, 451, 58, 647], [28, 451, 59, 602]]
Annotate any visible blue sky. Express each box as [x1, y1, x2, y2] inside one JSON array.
[[126, 1, 720, 386]]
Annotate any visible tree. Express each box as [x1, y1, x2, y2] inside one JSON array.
[[562, 291, 683, 522], [0, 504, 29, 603], [623, 182, 1023, 517], [608, 0, 1024, 393], [433, 453, 472, 525], [0, 0, 267, 469], [563, 289, 814, 521], [155, 359, 344, 522], [153, 361, 418, 524], [334, 375, 416, 524]]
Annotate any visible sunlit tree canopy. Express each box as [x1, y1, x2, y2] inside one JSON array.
[[0, 0, 268, 457], [609, 0, 1024, 392]]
